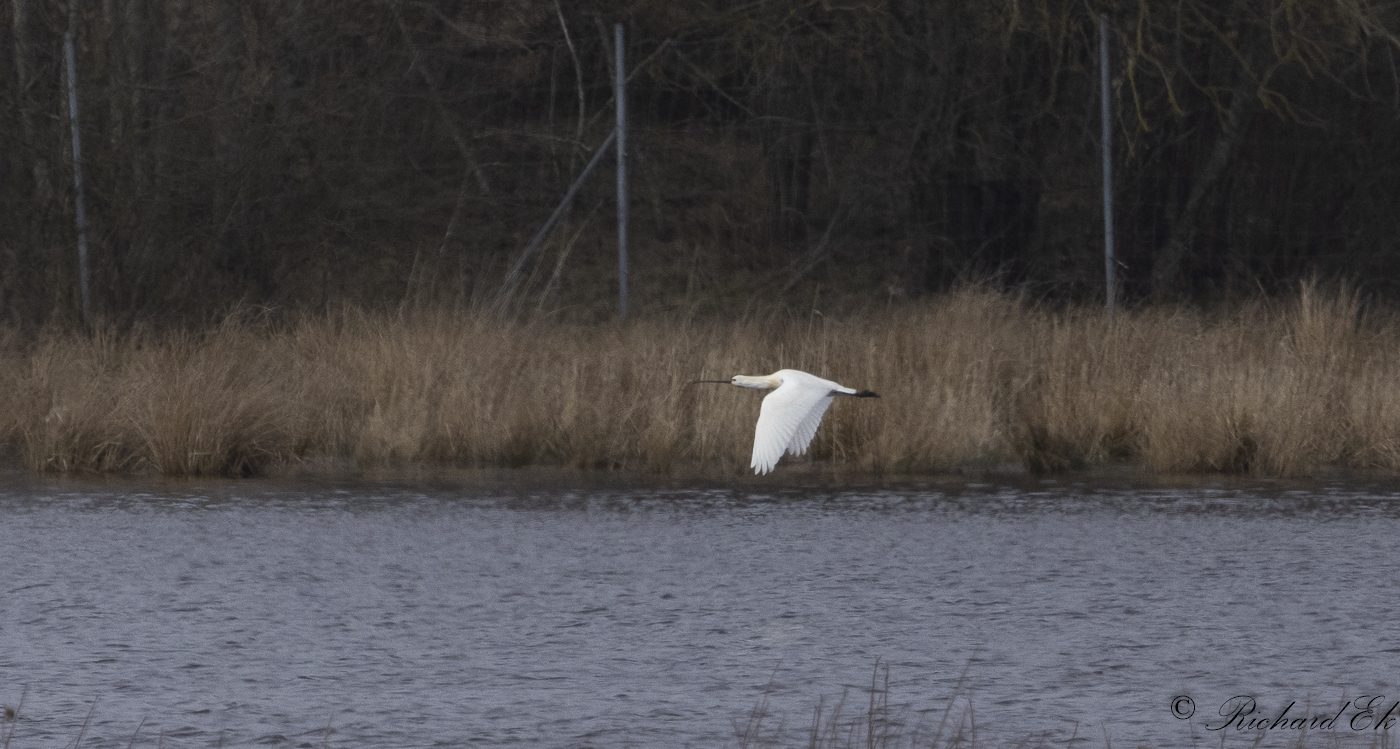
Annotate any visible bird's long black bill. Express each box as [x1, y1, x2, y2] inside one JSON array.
[[853, 390, 879, 398]]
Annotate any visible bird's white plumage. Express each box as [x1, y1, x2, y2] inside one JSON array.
[[699, 368, 875, 474], [749, 369, 853, 474]]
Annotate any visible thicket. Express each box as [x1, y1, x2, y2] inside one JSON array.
[[3, 1, 1399, 327]]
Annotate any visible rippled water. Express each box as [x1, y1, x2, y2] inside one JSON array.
[[3, 474, 1400, 748]]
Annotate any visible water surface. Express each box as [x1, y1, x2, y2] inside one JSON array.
[[3, 474, 1399, 747]]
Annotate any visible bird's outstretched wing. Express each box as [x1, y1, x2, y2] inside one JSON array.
[[787, 395, 833, 457], [751, 380, 835, 474]]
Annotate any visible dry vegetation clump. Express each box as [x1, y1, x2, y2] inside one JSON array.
[[11, 320, 305, 475], [2, 284, 1399, 478], [1134, 286, 1400, 475]]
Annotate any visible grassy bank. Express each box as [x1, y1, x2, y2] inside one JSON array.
[[4, 285, 1399, 478]]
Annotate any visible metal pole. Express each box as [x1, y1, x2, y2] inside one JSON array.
[[64, 31, 91, 327], [1099, 13, 1116, 317], [614, 23, 629, 321]]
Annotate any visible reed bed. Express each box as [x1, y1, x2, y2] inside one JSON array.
[[4, 284, 1400, 478]]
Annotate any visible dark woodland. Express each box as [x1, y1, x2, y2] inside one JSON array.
[[3, 0, 1399, 326]]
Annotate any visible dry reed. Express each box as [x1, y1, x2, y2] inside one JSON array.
[[4, 284, 1400, 478]]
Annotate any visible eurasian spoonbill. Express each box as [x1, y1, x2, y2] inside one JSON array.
[[696, 369, 879, 474]]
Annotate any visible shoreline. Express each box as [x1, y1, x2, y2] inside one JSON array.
[[10, 458, 1400, 498]]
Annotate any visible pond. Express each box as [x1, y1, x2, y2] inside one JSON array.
[[3, 473, 1399, 748]]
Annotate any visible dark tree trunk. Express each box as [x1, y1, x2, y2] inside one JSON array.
[[1149, 79, 1256, 302]]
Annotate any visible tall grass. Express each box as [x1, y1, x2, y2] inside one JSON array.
[[5, 284, 1400, 478]]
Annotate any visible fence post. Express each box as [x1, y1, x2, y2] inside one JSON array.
[[1099, 13, 1116, 317], [615, 23, 629, 321], [64, 31, 92, 328]]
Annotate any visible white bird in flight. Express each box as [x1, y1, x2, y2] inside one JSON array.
[[696, 369, 879, 475]]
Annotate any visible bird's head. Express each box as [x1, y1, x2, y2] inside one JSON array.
[[694, 374, 780, 390]]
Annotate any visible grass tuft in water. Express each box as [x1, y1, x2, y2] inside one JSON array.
[[735, 660, 983, 749]]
